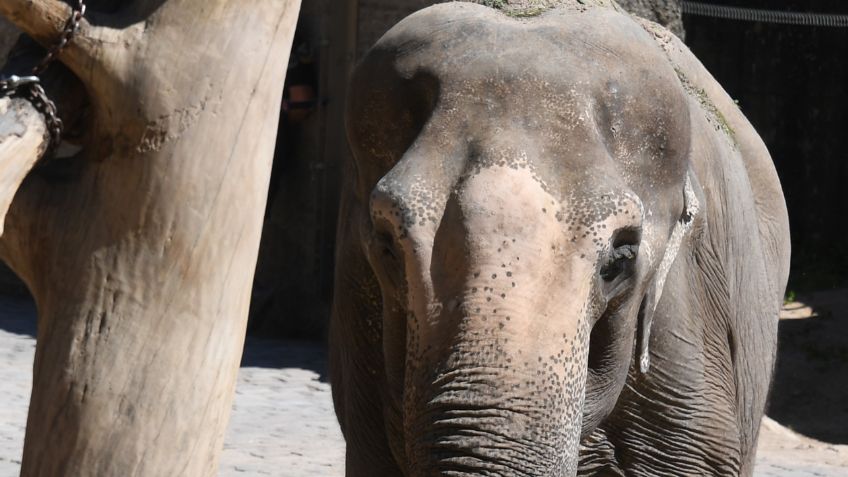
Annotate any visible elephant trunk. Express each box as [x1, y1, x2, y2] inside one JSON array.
[[371, 164, 609, 475], [399, 171, 597, 474], [403, 289, 593, 476]]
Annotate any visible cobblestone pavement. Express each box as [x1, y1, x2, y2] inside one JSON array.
[[756, 416, 848, 477], [0, 295, 845, 476], [0, 297, 32, 476], [221, 340, 344, 476]]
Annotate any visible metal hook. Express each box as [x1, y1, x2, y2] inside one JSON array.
[[0, 75, 41, 95]]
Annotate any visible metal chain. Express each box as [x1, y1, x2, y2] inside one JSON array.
[[25, 83, 64, 147], [0, 0, 86, 155], [32, 0, 87, 76]]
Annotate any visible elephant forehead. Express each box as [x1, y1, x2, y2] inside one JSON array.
[[357, 3, 692, 198], [372, 156, 643, 243], [457, 163, 644, 240], [386, 3, 676, 94]]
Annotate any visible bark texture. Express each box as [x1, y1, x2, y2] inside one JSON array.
[[0, 20, 31, 295], [0, 99, 46, 236], [0, 0, 301, 475]]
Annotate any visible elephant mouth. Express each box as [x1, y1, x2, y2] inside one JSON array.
[[411, 419, 570, 477], [580, 291, 645, 435], [404, 363, 585, 476]]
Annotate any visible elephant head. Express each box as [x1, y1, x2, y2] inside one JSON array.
[[340, 3, 705, 475]]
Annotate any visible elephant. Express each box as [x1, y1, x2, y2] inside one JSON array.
[[329, 1, 790, 476]]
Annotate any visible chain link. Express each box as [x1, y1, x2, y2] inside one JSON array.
[[24, 83, 64, 147], [32, 0, 87, 76], [0, 0, 86, 156]]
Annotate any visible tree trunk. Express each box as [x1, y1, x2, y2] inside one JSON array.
[[0, 0, 300, 475], [0, 99, 47, 235]]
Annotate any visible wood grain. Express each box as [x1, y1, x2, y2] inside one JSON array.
[[0, 98, 46, 237], [0, 1, 303, 475]]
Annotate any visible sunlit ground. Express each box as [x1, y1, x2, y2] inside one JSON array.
[[1, 293, 846, 476]]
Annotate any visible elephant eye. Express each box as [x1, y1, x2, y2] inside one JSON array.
[[600, 244, 639, 281], [366, 225, 406, 290], [376, 231, 400, 262]]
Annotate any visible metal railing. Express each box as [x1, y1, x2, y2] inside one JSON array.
[[682, 1, 848, 27]]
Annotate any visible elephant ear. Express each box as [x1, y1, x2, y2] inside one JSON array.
[[638, 171, 702, 373]]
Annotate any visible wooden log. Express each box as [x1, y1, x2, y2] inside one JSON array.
[[0, 0, 99, 83], [0, 98, 46, 237]]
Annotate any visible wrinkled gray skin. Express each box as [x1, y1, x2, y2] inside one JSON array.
[[330, 2, 790, 476]]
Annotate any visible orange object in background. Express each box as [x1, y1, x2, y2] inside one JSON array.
[[283, 84, 316, 123]]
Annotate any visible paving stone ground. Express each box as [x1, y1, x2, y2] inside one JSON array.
[[0, 294, 845, 476], [221, 339, 344, 476]]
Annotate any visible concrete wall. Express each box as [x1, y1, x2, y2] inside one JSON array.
[[617, 0, 683, 38]]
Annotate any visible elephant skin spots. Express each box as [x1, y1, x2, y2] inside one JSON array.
[[335, 2, 790, 477], [367, 162, 641, 475], [336, 2, 778, 477]]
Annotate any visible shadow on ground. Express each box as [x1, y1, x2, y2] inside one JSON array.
[[0, 296, 35, 338], [241, 336, 329, 382], [0, 289, 330, 382], [7, 282, 841, 444], [769, 288, 848, 444]]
